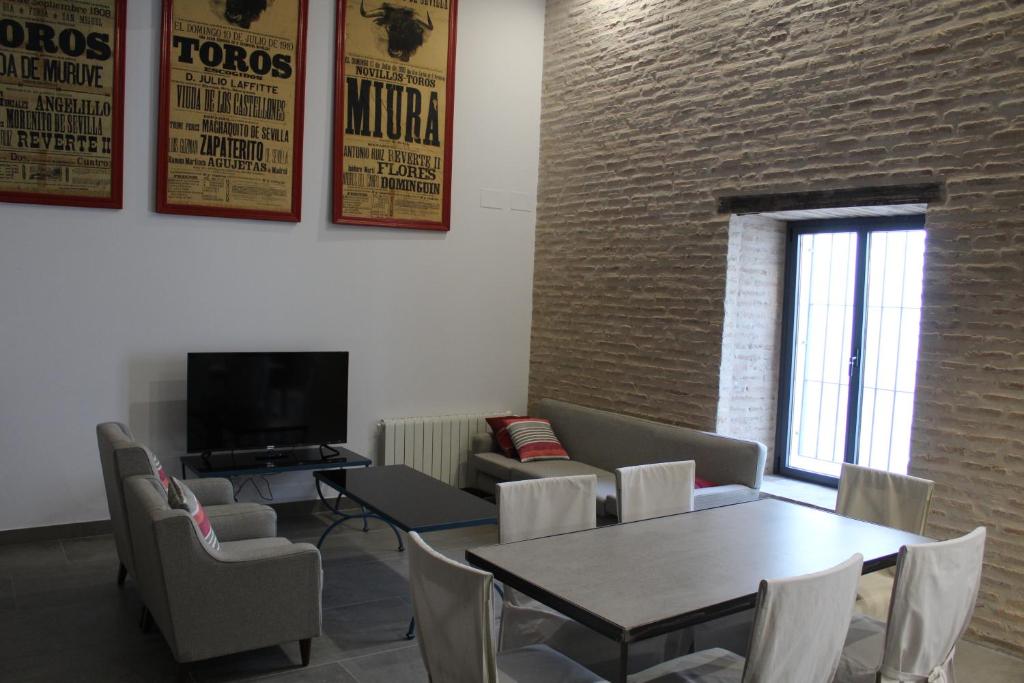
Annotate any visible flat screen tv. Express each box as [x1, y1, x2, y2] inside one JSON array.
[[187, 352, 348, 454]]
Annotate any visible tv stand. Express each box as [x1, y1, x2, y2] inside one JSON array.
[[180, 446, 370, 481], [319, 444, 344, 462], [255, 449, 290, 461]]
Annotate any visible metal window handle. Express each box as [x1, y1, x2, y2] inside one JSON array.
[[848, 354, 859, 377]]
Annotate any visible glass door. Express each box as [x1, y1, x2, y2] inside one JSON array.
[[775, 216, 926, 485]]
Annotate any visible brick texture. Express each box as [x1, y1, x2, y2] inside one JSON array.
[[530, 0, 1024, 653], [716, 215, 786, 471]]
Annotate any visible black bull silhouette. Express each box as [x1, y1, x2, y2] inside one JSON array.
[[224, 0, 268, 29], [360, 0, 434, 62]]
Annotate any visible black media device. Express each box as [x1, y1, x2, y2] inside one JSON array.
[[187, 352, 349, 459]]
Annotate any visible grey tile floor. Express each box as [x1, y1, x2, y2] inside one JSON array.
[[0, 508, 1021, 682]]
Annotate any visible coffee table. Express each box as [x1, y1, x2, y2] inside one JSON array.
[[314, 465, 498, 639]]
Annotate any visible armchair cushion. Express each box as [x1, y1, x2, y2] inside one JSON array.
[[206, 503, 277, 542], [168, 477, 221, 553], [185, 478, 235, 506]]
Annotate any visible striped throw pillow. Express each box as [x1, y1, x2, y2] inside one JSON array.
[[144, 447, 171, 490], [506, 419, 570, 462], [167, 477, 220, 553], [486, 416, 527, 458]]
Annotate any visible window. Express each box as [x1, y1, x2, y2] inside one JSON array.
[[775, 216, 926, 485]]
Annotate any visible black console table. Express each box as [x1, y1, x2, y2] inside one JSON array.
[[181, 447, 372, 500]]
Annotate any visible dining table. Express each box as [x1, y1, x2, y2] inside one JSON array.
[[466, 496, 931, 683]]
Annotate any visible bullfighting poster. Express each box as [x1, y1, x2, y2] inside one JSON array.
[[157, 0, 307, 221], [332, 0, 457, 231], [0, 0, 125, 208]]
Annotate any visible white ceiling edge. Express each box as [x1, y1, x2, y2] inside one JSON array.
[[757, 204, 928, 220]]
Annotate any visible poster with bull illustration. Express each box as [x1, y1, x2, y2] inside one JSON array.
[[0, 0, 125, 208], [332, 0, 457, 230], [156, 0, 307, 221]]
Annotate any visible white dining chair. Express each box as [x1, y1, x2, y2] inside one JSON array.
[[836, 463, 935, 620], [834, 527, 986, 683], [406, 531, 606, 683], [630, 554, 864, 683], [614, 460, 696, 523], [498, 475, 689, 678]]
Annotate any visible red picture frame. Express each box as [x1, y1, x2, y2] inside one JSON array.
[[332, 0, 458, 231], [156, 0, 308, 222], [0, 0, 126, 209]]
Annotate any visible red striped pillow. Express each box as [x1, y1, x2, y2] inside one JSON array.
[[486, 416, 526, 458], [144, 447, 171, 490], [506, 419, 570, 462], [167, 477, 220, 552]]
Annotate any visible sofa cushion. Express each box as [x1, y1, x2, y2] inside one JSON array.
[[470, 451, 518, 481], [507, 419, 570, 462], [507, 459, 617, 508]]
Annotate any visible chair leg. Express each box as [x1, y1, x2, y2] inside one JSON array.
[[117, 562, 127, 586], [299, 638, 312, 667], [140, 606, 153, 633]]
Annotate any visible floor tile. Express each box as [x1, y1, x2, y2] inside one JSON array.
[[11, 562, 123, 609], [62, 534, 120, 565], [339, 644, 426, 682], [253, 662, 357, 683], [955, 639, 1024, 683], [321, 555, 410, 609], [317, 597, 417, 660], [188, 644, 309, 683], [0, 577, 13, 611], [0, 541, 68, 577]]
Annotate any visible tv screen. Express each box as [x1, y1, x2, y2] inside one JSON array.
[[187, 352, 348, 453]]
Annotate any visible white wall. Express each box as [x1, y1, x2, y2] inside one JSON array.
[[0, 0, 546, 531]]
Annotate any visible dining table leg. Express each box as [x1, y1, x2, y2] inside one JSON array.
[[619, 640, 629, 683]]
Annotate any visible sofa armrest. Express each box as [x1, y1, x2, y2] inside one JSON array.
[[472, 432, 497, 454], [207, 503, 277, 541], [186, 478, 235, 506], [152, 514, 322, 663]]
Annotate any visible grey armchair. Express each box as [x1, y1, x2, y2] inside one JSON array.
[[96, 422, 277, 585], [124, 475, 322, 664]]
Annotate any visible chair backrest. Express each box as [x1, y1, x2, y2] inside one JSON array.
[[615, 461, 695, 523], [407, 531, 497, 683], [97, 422, 153, 573], [743, 553, 863, 683], [836, 463, 934, 534], [880, 527, 986, 682], [497, 475, 597, 544]]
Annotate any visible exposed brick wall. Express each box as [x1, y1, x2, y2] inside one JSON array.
[[531, 0, 1024, 653], [716, 215, 786, 472]]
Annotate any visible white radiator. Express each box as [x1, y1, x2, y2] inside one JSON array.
[[380, 412, 509, 488]]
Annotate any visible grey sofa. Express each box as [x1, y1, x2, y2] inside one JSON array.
[[468, 399, 767, 518], [124, 475, 323, 664], [97, 422, 277, 585]]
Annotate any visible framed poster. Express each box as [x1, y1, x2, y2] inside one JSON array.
[[156, 0, 308, 222], [0, 0, 126, 209], [332, 0, 457, 231]]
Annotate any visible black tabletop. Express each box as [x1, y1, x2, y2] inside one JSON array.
[[316, 465, 497, 533], [182, 447, 371, 478]]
